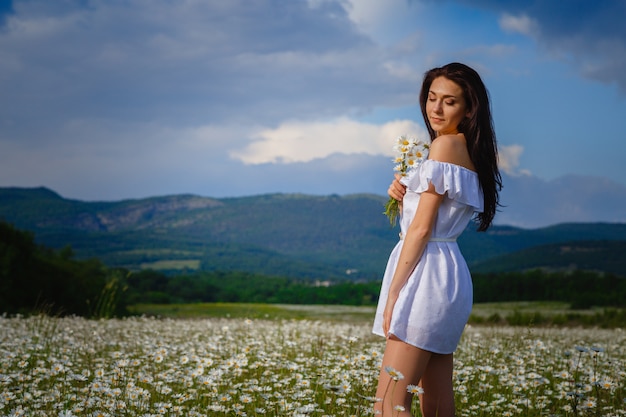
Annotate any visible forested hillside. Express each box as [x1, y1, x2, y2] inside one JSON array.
[[2, 186, 626, 279], [2, 220, 626, 322], [472, 240, 626, 276]]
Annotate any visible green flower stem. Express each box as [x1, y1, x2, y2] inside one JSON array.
[[384, 197, 400, 227]]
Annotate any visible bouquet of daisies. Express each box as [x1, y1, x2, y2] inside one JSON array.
[[383, 134, 430, 227]]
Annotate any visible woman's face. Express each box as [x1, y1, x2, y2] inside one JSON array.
[[425, 76, 469, 136]]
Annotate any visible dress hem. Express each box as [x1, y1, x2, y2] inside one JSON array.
[[371, 330, 456, 355]]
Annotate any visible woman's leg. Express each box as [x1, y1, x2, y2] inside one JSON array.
[[374, 336, 432, 416], [419, 353, 455, 417]]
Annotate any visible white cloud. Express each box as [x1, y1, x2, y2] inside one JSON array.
[[383, 60, 424, 83], [498, 144, 528, 176], [234, 118, 427, 164], [340, 0, 407, 33], [338, 0, 426, 46], [498, 13, 539, 37]]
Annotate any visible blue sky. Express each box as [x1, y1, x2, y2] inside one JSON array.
[[1, 0, 625, 203]]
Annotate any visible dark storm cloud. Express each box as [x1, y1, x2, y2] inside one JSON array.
[[0, 0, 411, 143], [446, 0, 626, 92]]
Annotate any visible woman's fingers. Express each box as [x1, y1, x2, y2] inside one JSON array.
[[388, 176, 407, 201]]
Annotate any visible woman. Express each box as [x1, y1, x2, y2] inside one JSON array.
[[372, 62, 502, 417]]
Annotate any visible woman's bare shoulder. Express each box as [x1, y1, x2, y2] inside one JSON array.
[[429, 134, 475, 170], [429, 134, 467, 159]]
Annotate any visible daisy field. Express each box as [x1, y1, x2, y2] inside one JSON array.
[[1, 312, 625, 416]]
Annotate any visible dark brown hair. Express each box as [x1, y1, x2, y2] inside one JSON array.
[[419, 62, 502, 231]]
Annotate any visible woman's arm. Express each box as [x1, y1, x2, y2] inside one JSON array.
[[382, 184, 443, 336]]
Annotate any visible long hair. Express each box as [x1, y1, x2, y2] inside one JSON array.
[[419, 62, 502, 231]]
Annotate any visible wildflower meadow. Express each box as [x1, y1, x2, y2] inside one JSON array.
[[1, 312, 625, 416]]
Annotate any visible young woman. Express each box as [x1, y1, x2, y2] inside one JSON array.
[[372, 62, 502, 417]]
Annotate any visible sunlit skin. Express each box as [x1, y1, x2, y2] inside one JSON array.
[[426, 76, 470, 136]]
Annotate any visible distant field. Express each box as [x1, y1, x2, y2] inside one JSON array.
[[470, 301, 601, 318], [130, 302, 377, 322], [130, 301, 625, 326], [129, 301, 595, 319], [138, 259, 201, 270]]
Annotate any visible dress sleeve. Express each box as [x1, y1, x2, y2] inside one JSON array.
[[400, 159, 484, 212]]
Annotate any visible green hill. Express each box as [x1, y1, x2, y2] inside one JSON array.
[[1, 186, 625, 279], [471, 240, 626, 276]]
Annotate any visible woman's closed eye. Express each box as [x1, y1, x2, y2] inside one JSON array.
[[428, 96, 456, 106]]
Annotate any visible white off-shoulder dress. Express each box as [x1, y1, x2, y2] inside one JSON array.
[[372, 159, 484, 354]]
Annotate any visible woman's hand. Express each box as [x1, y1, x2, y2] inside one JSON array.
[[388, 174, 407, 202], [382, 294, 398, 337]]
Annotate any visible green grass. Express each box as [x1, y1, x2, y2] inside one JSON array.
[[131, 301, 626, 328], [470, 301, 599, 318], [130, 302, 376, 322], [130, 301, 603, 320], [117, 249, 202, 256], [138, 259, 201, 270], [470, 301, 626, 327]]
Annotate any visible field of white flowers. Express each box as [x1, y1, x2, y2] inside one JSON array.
[[1, 314, 625, 416]]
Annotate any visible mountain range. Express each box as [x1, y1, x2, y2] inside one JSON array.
[[1, 186, 625, 280], [206, 153, 626, 229]]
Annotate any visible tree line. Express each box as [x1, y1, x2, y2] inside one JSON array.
[[123, 269, 626, 310], [473, 269, 625, 309], [0, 221, 126, 317], [125, 270, 381, 306], [1, 220, 625, 317]]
